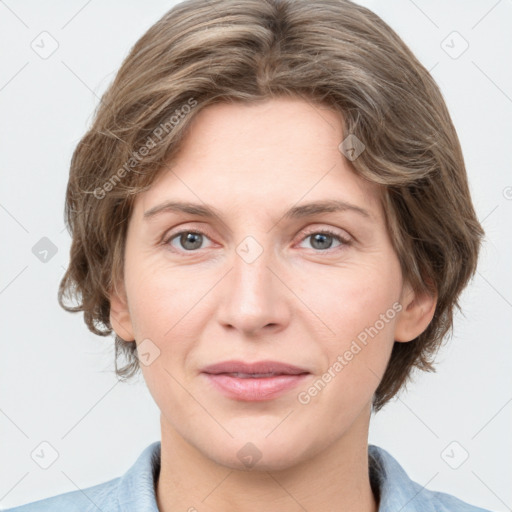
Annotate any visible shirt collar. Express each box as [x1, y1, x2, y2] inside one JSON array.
[[115, 440, 161, 511], [369, 444, 438, 511]]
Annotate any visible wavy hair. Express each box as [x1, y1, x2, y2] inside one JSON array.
[[58, 0, 484, 411]]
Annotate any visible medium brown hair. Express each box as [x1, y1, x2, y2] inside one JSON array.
[[58, 0, 484, 411]]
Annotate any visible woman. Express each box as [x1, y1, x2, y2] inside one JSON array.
[[6, 0, 490, 510]]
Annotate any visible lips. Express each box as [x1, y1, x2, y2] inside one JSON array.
[[201, 360, 309, 376], [201, 360, 310, 401]]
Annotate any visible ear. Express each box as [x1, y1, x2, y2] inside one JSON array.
[[394, 279, 437, 343], [109, 279, 135, 342]]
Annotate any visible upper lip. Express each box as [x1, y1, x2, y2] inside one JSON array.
[[201, 360, 310, 376]]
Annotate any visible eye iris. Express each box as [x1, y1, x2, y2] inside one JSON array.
[[311, 233, 333, 250], [174, 232, 339, 251], [180, 232, 202, 250]]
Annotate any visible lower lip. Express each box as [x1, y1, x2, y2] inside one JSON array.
[[203, 373, 309, 401]]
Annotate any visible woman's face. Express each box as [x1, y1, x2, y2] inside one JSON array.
[[111, 97, 431, 470]]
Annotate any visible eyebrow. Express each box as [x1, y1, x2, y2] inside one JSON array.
[[143, 199, 371, 223]]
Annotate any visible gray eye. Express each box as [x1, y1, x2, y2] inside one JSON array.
[[174, 232, 204, 251], [309, 233, 335, 250]]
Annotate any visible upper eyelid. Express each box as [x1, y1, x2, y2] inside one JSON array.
[[163, 222, 351, 237]]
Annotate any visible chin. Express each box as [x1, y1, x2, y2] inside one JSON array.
[[199, 432, 316, 472]]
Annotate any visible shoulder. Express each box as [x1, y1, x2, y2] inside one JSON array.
[[2, 441, 161, 512], [368, 444, 494, 512], [1, 477, 120, 512]]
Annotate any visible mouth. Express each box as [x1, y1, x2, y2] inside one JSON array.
[[219, 372, 295, 378], [201, 360, 311, 401]]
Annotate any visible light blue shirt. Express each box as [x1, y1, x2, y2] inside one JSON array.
[[3, 442, 492, 511]]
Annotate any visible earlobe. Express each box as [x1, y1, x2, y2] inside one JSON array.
[[394, 281, 437, 343], [109, 280, 136, 342]]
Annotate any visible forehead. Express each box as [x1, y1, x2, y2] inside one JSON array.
[[132, 97, 384, 224]]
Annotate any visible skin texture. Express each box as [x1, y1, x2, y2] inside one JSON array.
[[110, 97, 436, 512]]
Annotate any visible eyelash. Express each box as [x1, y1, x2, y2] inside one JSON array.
[[162, 227, 351, 254]]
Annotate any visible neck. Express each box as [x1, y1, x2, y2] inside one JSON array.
[[156, 406, 378, 512]]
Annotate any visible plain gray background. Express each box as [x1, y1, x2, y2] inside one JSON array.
[[1, 0, 511, 510]]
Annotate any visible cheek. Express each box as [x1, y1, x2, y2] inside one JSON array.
[[297, 261, 401, 402], [130, 265, 201, 416], [304, 258, 402, 341], [297, 310, 397, 429], [124, 254, 203, 338], [124, 258, 214, 399]]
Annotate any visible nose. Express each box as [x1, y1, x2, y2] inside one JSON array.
[[215, 235, 291, 337]]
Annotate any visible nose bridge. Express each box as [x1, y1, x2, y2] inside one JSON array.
[[217, 232, 288, 334]]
